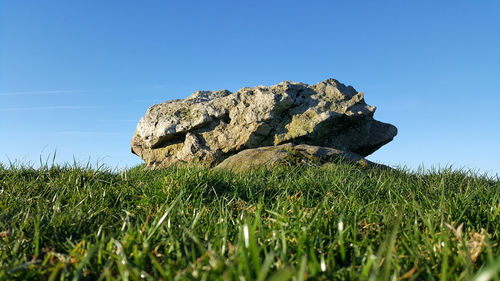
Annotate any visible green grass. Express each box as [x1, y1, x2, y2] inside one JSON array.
[[0, 161, 499, 280]]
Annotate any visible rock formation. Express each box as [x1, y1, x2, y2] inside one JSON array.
[[131, 79, 397, 168], [215, 143, 390, 172]]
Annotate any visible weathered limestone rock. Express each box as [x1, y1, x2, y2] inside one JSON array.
[[131, 79, 397, 168], [215, 143, 390, 172]]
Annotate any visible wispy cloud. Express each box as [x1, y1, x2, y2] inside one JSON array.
[[52, 131, 127, 136], [0, 106, 96, 112], [0, 90, 86, 96], [133, 99, 163, 103], [99, 119, 137, 123], [152, 85, 168, 89]]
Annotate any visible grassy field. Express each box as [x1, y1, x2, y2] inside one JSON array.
[[0, 162, 499, 280]]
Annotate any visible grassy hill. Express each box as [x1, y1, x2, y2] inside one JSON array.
[[0, 162, 499, 280]]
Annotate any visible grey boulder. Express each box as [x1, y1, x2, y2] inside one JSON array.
[[131, 79, 397, 168], [215, 143, 391, 172]]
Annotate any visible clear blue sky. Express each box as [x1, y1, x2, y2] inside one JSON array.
[[1, 1, 499, 174]]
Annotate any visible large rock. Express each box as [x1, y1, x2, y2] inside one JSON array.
[[215, 143, 390, 172], [131, 79, 397, 168]]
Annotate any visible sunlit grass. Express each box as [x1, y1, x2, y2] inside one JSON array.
[[0, 161, 498, 280]]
